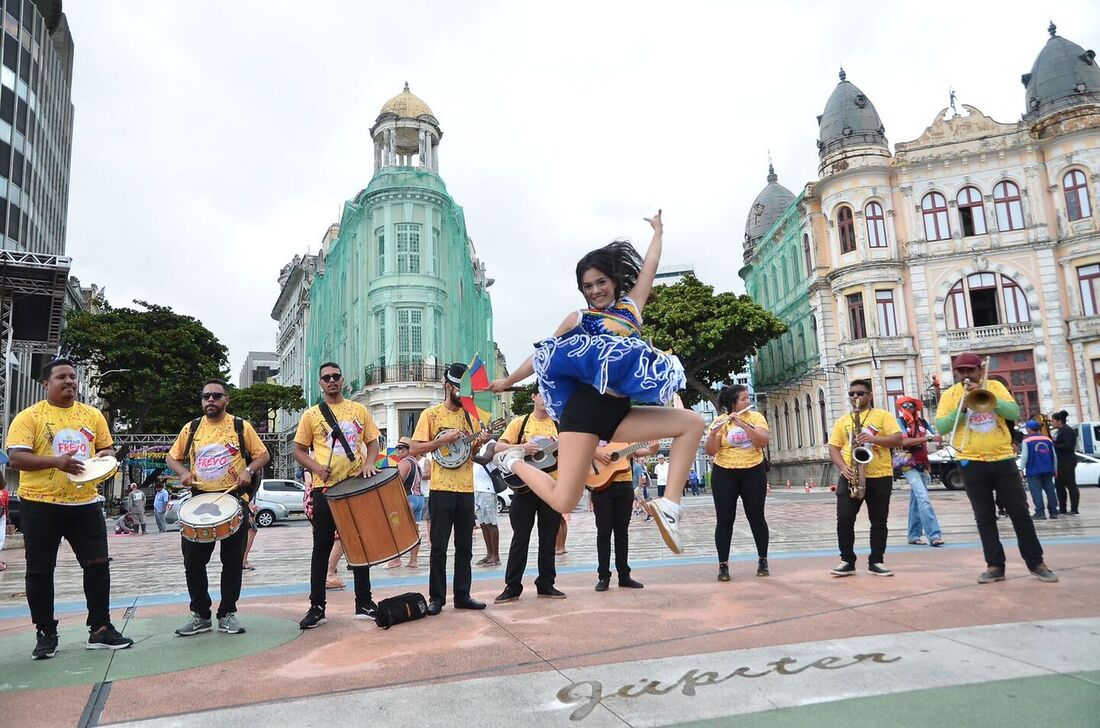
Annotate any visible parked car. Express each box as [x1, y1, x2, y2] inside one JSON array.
[[256, 479, 306, 515], [165, 492, 289, 528], [1076, 453, 1100, 487], [927, 446, 965, 490], [497, 486, 513, 514]]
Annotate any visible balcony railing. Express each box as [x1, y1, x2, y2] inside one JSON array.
[[945, 322, 1035, 342], [363, 362, 448, 386]]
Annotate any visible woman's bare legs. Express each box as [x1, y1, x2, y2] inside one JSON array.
[[610, 406, 705, 505], [506, 432, 600, 513]]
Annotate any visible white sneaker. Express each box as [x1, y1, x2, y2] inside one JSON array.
[[644, 497, 684, 554], [492, 446, 525, 475]]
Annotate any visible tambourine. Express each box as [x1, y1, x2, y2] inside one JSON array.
[[67, 455, 119, 487]]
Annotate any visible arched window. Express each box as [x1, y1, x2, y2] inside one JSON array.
[[865, 202, 888, 248], [802, 233, 813, 276], [1064, 170, 1092, 221], [837, 206, 856, 253], [921, 192, 950, 241], [806, 394, 815, 446], [993, 181, 1024, 231], [956, 186, 987, 236], [794, 399, 804, 448], [783, 402, 792, 450], [818, 389, 829, 444], [774, 407, 782, 449], [944, 272, 1031, 329]]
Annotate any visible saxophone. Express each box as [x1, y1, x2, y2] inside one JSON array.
[[848, 407, 871, 500]]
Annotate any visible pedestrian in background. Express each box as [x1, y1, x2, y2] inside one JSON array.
[[1021, 421, 1058, 519], [152, 482, 169, 533]]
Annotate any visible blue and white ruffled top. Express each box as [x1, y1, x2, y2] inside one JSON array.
[[532, 295, 686, 420]]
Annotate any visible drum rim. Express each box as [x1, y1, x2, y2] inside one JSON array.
[[179, 492, 241, 522], [323, 468, 399, 499]]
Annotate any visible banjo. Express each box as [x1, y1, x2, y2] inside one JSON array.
[[432, 418, 505, 469]]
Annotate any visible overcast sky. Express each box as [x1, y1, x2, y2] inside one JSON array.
[[61, 1, 1100, 385]]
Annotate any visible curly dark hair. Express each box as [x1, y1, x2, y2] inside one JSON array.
[[575, 240, 643, 303], [717, 384, 748, 415]]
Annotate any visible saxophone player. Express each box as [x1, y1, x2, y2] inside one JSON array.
[[827, 379, 903, 577]]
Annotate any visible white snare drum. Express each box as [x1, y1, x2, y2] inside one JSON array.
[[178, 492, 243, 543], [67, 456, 119, 487]]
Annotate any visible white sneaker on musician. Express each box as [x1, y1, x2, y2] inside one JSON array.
[[644, 497, 683, 554], [492, 446, 525, 475]]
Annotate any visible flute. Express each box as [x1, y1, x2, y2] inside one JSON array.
[[710, 406, 756, 432]]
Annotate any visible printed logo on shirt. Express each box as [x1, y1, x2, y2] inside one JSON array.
[[967, 411, 997, 434], [52, 429, 92, 460], [726, 427, 754, 449], [194, 443, 233, 481], [79, 426, 96, 441], [329, 421, 361, 456]]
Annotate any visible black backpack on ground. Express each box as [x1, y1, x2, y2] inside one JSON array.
[[374, 592, 428, 629]]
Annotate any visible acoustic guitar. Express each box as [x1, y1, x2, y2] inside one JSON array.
[[585, 441, 651, 491], [503, 436, 559, 494]]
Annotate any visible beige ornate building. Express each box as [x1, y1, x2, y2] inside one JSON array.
[[742, 23, 1100, 482]]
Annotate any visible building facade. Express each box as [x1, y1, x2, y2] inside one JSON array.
[[303, 84, 497, 443], [271, 245, 320, 432], [742, 24, 1100, 483]]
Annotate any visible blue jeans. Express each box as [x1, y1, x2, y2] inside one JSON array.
[[904, 468, 942, 541], [1026, 473, 1058, 517]]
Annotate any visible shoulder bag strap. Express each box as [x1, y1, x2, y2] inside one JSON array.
[[318, 402, 356, 459]]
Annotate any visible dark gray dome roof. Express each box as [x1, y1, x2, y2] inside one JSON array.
[[817, 69, 887, 158], [743, 164, 795, 262], [1022, 23, 1100, 121]]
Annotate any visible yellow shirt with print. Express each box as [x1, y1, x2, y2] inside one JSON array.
[[295, 400, 380, 488], [413, 403, 484, 493], [713, 411, 769, 470], [5, 400, 113, 504], [828, 408, 901, 479], [169, 416, 268, 493], [935, 380, 1015, 462], [501, 413, 559, 480]]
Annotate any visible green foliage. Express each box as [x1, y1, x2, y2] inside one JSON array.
[[227, 382, 306, 431], [509, 387, 534, 416], [642, 274, 787, 408], [62, 300, 229, 433]]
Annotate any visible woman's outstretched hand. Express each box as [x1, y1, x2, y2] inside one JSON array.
[[644, 209, 663, 233]]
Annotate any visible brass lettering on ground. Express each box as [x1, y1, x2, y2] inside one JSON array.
[[556, 652, 901, 721]]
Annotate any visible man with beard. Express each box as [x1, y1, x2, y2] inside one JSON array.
[[5, 359, 134, 659], [411, 363, 491, 615], [167, 379, 270, 636]]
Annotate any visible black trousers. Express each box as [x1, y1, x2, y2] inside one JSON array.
[[309, 491, 372, 610], [428, 490, 475, 603], [962, 459, 1044, 570], [590, 481, 634, 581], [504, 490, 559, 592], [711, 463, 769, 562], [21, 499, 111, 633], [181, 510, 248, 619], [836, 475, 892, 565], [1055, 459, 1080, 513]]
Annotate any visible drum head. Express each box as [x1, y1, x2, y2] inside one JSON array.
[[68, 456, 119, 484], [179, 493, 240, 524], [325, 468, 398, 500]]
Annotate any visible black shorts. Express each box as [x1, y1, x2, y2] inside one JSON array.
[[558, 385, 631, 440]]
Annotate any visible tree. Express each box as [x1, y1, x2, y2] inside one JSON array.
[[227, 382, 306, 432], [641, 274, 787, 408], [509, 387, 533, 416], [62, 300, 229, 433]]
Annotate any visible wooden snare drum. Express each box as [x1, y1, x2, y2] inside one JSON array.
[[178, 492, 244, 543], [324, 468, 420, 567]]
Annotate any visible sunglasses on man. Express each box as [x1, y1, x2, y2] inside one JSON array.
[[847, 391, 869, 398], [200, 392, 225, 401], [320, 373, 343, 383]]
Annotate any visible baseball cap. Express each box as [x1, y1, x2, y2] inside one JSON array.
[[1025, 420, 1040, 430], [953, 353, 982, 369]]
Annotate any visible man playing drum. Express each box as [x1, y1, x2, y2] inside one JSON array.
[[167, 379, 269, 636], [5, 359, 134, 659], [410, 363, 491, 616], [294, 362, 380, 629]]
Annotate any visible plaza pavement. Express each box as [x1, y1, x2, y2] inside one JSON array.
[[1, 485, 1098, 727]]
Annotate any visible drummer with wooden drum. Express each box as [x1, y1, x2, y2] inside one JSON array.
[[167, 379, 269, 637], [5, 358, 134, 659], [294, 362, 380, 630]]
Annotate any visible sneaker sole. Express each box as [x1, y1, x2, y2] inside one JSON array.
[[642, 501, 684, 554], [869, 571, 894, 577], [175, 627, 213, 637], [1030, 573, 1060, 583], [831, 571, 856, 577], [85, 641, 134, 650], [354, 614, 376, 621], [218, 626, 246, 633], [299, 618, 327, 630], [32, 648, 59, 660], [494, 596, 520, 604], [978, 577, 1006, 584], [536, 593, 567, 599]]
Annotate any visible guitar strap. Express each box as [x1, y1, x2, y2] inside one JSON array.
[[518, 414, 531, 444]]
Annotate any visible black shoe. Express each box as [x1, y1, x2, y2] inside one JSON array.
[[618, 577, 644, 589], [831, 561, 856, 577], [298, 606, 327, 629], [757, 558, 770, 577], [977, 566, 1006, 584], [717, 564, 731, 582], [595, 578, 610, 592], [1029, 563, 1059, 582], [494, 586, 522, 604], [455, 597, 486, 610], [536, 586, 567, 599], [86, 625, 134, 651], [355, 601, 378, 620], [867, 563, 894, 577], [1070, 509, 1080, 516], [426, 599, 444, 616], [1059, 509, 1068, 515], [32, 630, 59, 660]]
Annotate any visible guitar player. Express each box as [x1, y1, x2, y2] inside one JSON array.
[[590, 440, 658, 592]]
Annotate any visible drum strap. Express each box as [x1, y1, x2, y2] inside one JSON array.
[[319, 402, 357, 460], [182, 416, 257, 498]]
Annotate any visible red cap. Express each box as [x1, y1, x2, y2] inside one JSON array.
[[953, 353, 982, 369]]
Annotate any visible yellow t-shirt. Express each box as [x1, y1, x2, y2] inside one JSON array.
[[168, 416, 268, 493], [828, 408, 902, 479], [501, 413, 559, 480], [5, 399, 113, 504], [294, 400, 380, 488], [713, 411, 770, 470], [936, 380, 1015, 462], [412, 403, 484, 493]]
